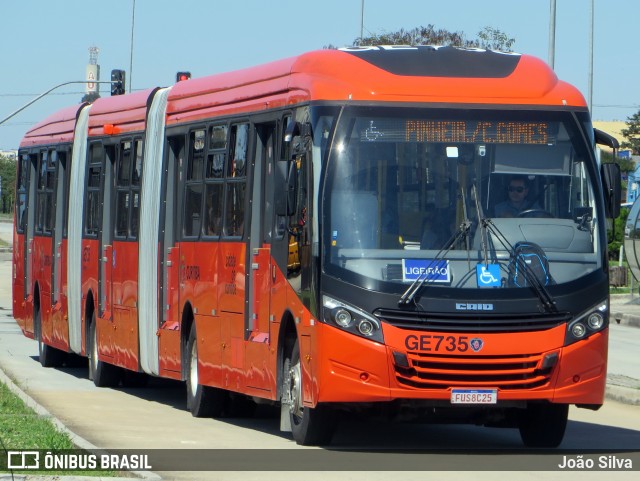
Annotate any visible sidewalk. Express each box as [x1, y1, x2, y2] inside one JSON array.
[[610, 292, 640, 328]]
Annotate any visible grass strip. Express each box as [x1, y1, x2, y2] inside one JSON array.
[[0, 381, 116, 476]]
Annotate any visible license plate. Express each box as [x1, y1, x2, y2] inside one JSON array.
[[451, 389, 498, 404]]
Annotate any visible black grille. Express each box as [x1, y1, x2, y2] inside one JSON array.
[[396, 352, 553, 390], [374, 308, 570, 333]]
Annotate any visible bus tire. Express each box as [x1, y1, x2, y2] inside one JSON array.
[[186, 326, 225, 417], [88, 313, 121, 387], [286, 340, 335, 446], [35, 306, 65, 368], [518, 403, 569, 448]]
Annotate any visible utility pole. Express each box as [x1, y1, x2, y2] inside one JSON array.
[[548, 0, 556, 69], [588, 0, 594, 113], [360, 0, 364, 40], [129, 0, 136, 93]]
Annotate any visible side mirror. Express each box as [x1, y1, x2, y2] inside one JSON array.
[[601, 162, 621, 219], [594, 128, 620, 149], [275, 160, 298, 217], [283, 121, 311, 160], [284, 121, 301, 143], [285, 161, 298, 217]]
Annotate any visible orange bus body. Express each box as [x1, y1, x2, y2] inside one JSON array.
[[13, 47, 616, 447]]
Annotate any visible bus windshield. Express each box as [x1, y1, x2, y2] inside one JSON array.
[[318, 106, 602, 291]]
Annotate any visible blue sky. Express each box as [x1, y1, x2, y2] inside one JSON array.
[[1, 0, 638, 150]]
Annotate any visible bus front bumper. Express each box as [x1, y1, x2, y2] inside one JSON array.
[[314, 323, 607, 406]]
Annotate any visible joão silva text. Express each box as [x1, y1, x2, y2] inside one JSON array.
[[558, 455, 633, 470]]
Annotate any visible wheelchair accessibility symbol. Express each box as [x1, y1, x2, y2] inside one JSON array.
[[476, 263, 501, 288]]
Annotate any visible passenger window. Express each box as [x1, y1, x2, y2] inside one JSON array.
[[183, 129, 207, 239]]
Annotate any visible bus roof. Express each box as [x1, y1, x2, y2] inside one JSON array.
[[20, 103, 86, 148], [165, 47, 587, 124], [88, 88, 157, 137], [20, 47, 588, 148]]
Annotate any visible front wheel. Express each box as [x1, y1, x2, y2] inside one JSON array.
[[518, 403, 569, 448], [285, 340, 335, 446]]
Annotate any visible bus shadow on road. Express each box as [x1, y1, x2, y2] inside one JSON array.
[[326, 415, 640, 451], [29, 356, 640, 450]]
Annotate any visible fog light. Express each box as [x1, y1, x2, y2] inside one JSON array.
[[357, 319, 376, 337], [587, 312, 604, 330], [334, 309, 352, 327], [571, 322, 587, 338]]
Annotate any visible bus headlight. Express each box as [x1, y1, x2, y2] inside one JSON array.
[[322, 295, 384, 343], [587, 312, 604, 330], [565, 300, 608, 345], [571, 322, 587, 338], [334, 309, 353, 328]]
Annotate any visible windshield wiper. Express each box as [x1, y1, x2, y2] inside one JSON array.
[[483, 220, 558, 312], [470, 182, 557, 312], [472, 184, 490, 267], [398, 218, 472, 306], [399, 184, 477, 306]]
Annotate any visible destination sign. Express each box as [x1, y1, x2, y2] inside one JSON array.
[[358, 119, 556, 145]]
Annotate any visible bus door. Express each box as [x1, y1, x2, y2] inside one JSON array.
[[22, 152, 38, 333], [245, 122, 282, 394], [51, 149, 68, 346], [98, 144, 115, 355], [158, 135, 184, 375], [110, 139, 143, 370]]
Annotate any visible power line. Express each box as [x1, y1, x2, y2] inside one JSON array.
[[0, 92, 87, 97], [594, 104, 640, 109]]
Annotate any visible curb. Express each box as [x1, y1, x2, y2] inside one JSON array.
[[0, 368, 161, 481], [606, 384, 640, 406], [611, 310, 640, 328]]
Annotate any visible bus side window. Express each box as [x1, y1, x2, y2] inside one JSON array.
[[84, 143, 103, 237], [183, 129, 206, 239], [223, 123, 249, 238]]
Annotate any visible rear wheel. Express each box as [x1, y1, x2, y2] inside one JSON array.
[[186, 326, 225, 417], [286, 340, 335, 446], [518, 403, 569, 448], [88, 313, 121, 387], [35, 306, 65, 368]]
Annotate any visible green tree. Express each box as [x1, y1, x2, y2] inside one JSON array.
[[476, 26, 515, 51], [0, 154, 17, 214], [600, 149, 635, 174], [621, 110, 640, 155], [333, 24, 515, 51], [608, 207, 630, 260]]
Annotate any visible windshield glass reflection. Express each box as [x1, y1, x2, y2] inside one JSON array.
[[319, 107, 601, 291]]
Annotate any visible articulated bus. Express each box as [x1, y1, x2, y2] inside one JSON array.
[[13, 46, 621, 447]]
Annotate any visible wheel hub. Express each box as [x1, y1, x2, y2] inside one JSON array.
[[288, 360, 303, 418]]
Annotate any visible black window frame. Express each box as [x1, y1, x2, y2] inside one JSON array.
[[35, 149, 55, 236], [112, 137, 144, 241], [84, 142, 104, 238]]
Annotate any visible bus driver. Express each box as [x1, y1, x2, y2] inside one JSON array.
[[494, 176, 540, 217]]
